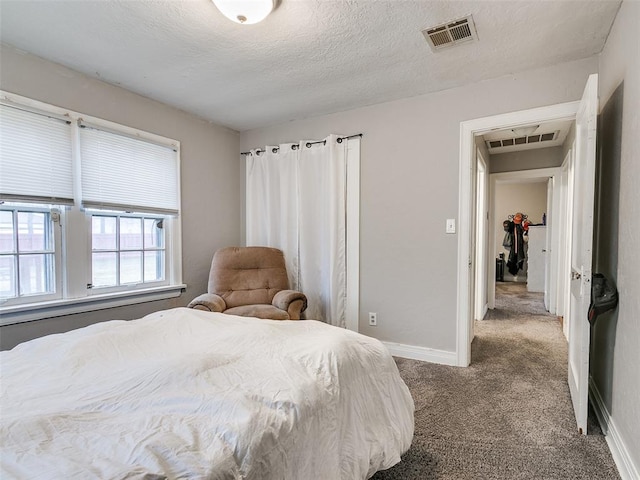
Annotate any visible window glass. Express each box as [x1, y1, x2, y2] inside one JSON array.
[[92, 251, 117, 288], [19, 253, 55, 296], [0, 255, 16, 297], [92, 216, 117, 250], [144, 219, 164, 249], [144, 251, 164, 282], [120, 251, 142, 284], [120, 217, 142, 250], [0, 211, 15, 253], [18, 212, 50, 251]]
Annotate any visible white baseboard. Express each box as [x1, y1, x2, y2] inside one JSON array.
[[479, 302, 488, 321], [589, 377, 640, 480], [382, 341, 457, 366]]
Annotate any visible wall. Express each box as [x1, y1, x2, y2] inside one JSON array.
[[0, 45, 241, 349], [240, 56, 598, 352], [493, 182, 547, 282], [490, 146, 564, 173], [592, 0, 640, 474]]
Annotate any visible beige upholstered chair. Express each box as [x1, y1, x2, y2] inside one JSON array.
[[188, 246, 307, 320]]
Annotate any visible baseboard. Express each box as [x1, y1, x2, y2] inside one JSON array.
[[589, 377, 640, 480], [382, 341, 457, 366], [481, 302, 488, 320]]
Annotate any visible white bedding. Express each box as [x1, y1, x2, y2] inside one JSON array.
[[0, 308, 414, 479]]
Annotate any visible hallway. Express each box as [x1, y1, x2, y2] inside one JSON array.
[[486, 281, 554, 319]]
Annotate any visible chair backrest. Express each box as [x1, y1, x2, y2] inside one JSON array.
[[208, 246, 291, 308]]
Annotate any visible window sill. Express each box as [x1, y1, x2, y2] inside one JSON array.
[[0, 284, 186, 326]]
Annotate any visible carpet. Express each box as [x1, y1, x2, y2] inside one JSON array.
[[372, 282, 619, 479]]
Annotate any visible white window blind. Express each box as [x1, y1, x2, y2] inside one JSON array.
[[0, 104, 74, 205], [79, 124, 179, 215]]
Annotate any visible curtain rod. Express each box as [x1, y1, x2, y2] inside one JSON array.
[[240, 133, 362, 156]]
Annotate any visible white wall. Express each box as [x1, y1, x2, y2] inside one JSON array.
[[593, 0, 640, 474], [240, 56, 598, 353], [0, 45, 242, 349], [493, 181, 547, 282], [491, 146, 564, 173]]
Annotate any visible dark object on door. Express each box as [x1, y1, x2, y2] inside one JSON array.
[[588, 273, 618, 325], [496, 254, 505, 282]]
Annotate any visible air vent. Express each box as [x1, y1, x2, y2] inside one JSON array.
[[486, 131, 559, 150], [422, 15, 478, 52]]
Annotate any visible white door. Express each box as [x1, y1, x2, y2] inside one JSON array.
[[544, 179, 552, 311], [567, 73, 598, 435], [474, 153, 488, 321], [468, 153, 479, 346]]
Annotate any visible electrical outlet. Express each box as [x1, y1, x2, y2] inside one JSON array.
[[368, 312, 377, 326]]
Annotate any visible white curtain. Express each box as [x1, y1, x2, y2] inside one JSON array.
[[246, 135, 347, 327], [246, 144, 299, 288]]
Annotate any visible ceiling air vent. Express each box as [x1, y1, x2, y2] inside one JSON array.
[[422, 15, 478, 52], [485, 131, 560, 150]]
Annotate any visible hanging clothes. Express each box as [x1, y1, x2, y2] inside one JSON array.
[[505, 213, 526, 275]]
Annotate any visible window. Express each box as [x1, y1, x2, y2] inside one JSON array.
[[91, 213, 165, 289], [0, 92, 183, 325], [0, 205, 60, 301]]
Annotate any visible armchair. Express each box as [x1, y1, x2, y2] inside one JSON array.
[[188, 246, 307, 320]]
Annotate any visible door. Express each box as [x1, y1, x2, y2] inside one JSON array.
[[544, 179, 552, 311], [474, 152, 488, 321], [567, 73, 598, 435], [561, 152, 574, 340], [468, 151, 479, 346]]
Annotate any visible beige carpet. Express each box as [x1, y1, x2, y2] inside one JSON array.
[[372, 282, 619, 480]]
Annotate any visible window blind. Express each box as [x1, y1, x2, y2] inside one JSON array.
[[79, 124, 179, 215], [0, 104, 74, 205]]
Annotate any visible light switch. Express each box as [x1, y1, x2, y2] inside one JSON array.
[[446, 218, 456, 234]]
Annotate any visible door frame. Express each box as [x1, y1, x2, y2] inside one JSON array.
[[457, 101, 579, 367], [345, 137, 360, 332]]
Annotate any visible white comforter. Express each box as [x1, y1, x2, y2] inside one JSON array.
[[0, 308, 414, 479]]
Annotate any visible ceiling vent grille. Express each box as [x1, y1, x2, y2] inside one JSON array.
[[422, 15, 478, 52], [486, 131, 559, 150]]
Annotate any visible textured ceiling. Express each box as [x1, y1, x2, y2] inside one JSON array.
[[0, 0, 621, 132]]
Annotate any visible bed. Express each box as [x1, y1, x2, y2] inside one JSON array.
[[0, 307, 414, 479]]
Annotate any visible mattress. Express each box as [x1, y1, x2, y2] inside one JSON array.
[[0, 307, 414, 479]]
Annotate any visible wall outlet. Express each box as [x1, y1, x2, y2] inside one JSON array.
[[368, 312, 377, 326]]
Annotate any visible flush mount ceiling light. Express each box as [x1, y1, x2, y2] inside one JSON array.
[[212, 0, 275, 25], [511, 125, 540, 137]]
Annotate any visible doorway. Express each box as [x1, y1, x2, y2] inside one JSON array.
[[456, 100, 579, 367], [488, 169, 560, 313]]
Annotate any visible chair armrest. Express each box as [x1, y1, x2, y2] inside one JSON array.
[[187, 293, 226, 312], [272, 290, 307, 320]]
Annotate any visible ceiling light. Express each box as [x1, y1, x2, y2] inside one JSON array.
[[212, 0, 274, 25], [511, 125, 539, 137]]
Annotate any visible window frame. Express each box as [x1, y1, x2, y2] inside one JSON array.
[[0, 91, 184, 326]]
